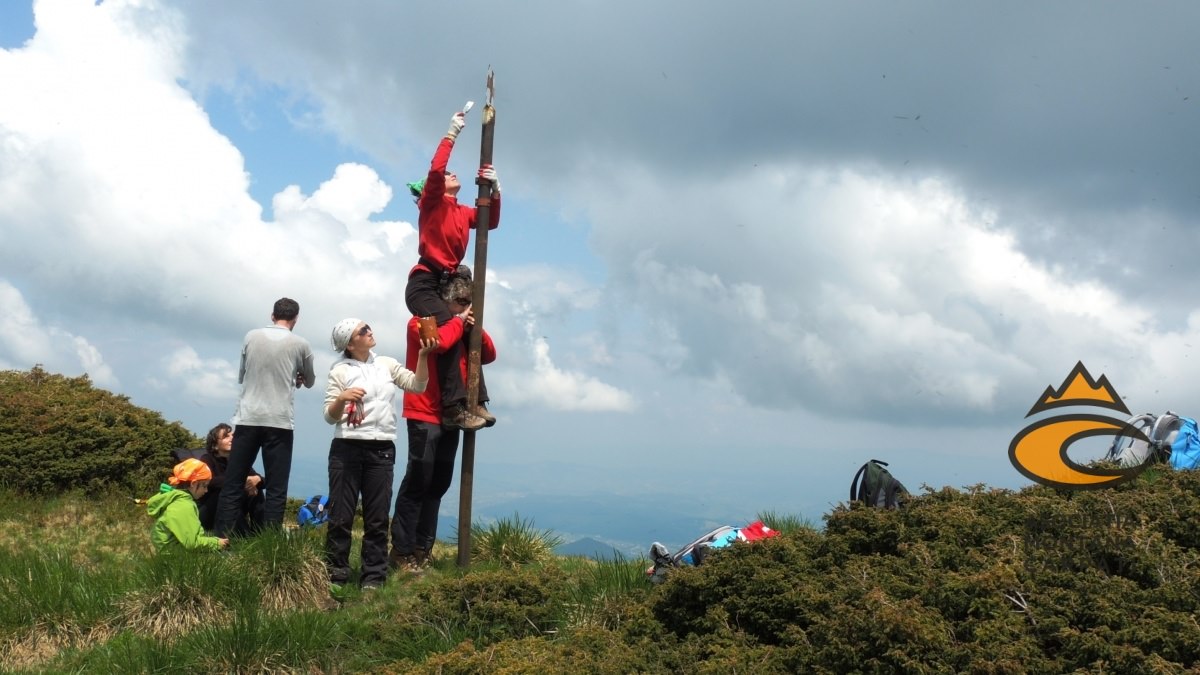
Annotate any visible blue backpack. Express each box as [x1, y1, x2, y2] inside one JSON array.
[[297, 495, 331, 527], [1168, 416, 1200, 470]]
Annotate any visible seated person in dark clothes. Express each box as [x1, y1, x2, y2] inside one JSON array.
[[197, 422, 265, 534]]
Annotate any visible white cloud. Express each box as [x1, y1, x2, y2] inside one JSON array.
[[0, 279, 119, 387], [459, 266, 635, 412], [0, 279, 52, 366], [0, 0, 627, 417], [161, 345, 238, 402], [272, 162, 413, 265], [558, 161, 1193, 424], [69, 335, 118, 389], [503, 334, 634, 413]]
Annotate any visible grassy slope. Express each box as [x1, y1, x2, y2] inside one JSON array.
[[2, 470, 1200, 673]]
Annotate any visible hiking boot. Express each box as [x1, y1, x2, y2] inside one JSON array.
[[414, 548, 434, 569], [389, 551, 424, 574], [473, 403, 496, 427], [442, 404, 487, 431], [388, 550, 410, 571]]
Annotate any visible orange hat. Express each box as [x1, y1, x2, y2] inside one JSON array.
[[168, 458, 212, 485]]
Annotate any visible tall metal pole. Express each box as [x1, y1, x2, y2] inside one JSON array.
[[457, 69, 495, 568]]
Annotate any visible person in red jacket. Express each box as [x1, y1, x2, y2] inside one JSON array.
[[390, 275, 496, 571], [405, 109, 501, 432]]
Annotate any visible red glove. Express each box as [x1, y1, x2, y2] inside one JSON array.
[[345, 401, 365, 427]]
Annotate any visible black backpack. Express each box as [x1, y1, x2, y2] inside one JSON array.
[[850, 459, 909, 509], [170, 447, 205, 464]]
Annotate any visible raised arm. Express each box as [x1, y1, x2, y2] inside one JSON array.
[[419, 112, 465, 208], [390, 339, 438, 393]]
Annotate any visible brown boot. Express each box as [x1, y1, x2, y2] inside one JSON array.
[[389, 551, 423, 574], [442, 404, 486, 431], [473, 403, 497, 427]]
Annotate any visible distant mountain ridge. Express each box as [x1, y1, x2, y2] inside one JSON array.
[[554, 536, 627, 560]]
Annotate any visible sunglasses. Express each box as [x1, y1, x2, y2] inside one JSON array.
[[452, 297, 471, 306], [357, 325, 372, 337]]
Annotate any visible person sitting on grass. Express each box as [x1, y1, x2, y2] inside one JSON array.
[[197, 422, 265, 535], [147, 458, 229, 554]]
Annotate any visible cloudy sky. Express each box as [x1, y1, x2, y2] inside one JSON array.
[[2, 0, 1198, 537]]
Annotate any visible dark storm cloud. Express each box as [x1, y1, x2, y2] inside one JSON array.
[[184, 2, 1197, 197], [178, 1, 1200, 296], [169, 0, 1200, 425]]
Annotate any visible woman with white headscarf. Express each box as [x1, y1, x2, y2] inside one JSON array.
[[323, 318, 436, 589]]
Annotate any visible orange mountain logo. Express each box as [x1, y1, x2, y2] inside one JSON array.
[[1009, 361, 1148, 489]]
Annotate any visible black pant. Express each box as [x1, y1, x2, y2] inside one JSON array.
[[325, 438, 396, 586], [198, 486, 265, 535], [214, 425, 293, 536], [405, 270, 489, 408], [391, 421, 460, 555]]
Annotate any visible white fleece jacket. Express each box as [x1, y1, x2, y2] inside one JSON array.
[[323, 352, 427, 440]]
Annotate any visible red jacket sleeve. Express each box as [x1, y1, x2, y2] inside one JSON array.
[[419, 137, 455, 209], [480, 329, 496, 365], [487, 193, 501, 230], [406, 316, 465, 368], [435, 317, 466, 354], [467, 192, 501, 231], [458, 329, 497, 383]]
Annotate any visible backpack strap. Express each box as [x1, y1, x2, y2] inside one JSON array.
[[1106, 413, 1156, 462], [850, 462, 869, 502], [1151, 413, 1181, 451]]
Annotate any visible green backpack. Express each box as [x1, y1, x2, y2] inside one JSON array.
[[850, 459, 909, 509]]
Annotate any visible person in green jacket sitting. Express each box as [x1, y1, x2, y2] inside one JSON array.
[[147, 458, 230, 553]]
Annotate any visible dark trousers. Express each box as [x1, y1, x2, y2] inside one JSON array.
[[198, 487, 265, 535], [391, 420, 460, 555], [325, 438, 396, 586], [405, 270, 489, 408], [214, 425, 293, 536]]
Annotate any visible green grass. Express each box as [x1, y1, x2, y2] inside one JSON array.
[[463, 512, 564, 567], [756, 509, 817, 534], [0, 492, 673, 672], [563, 552, 652, 630]]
